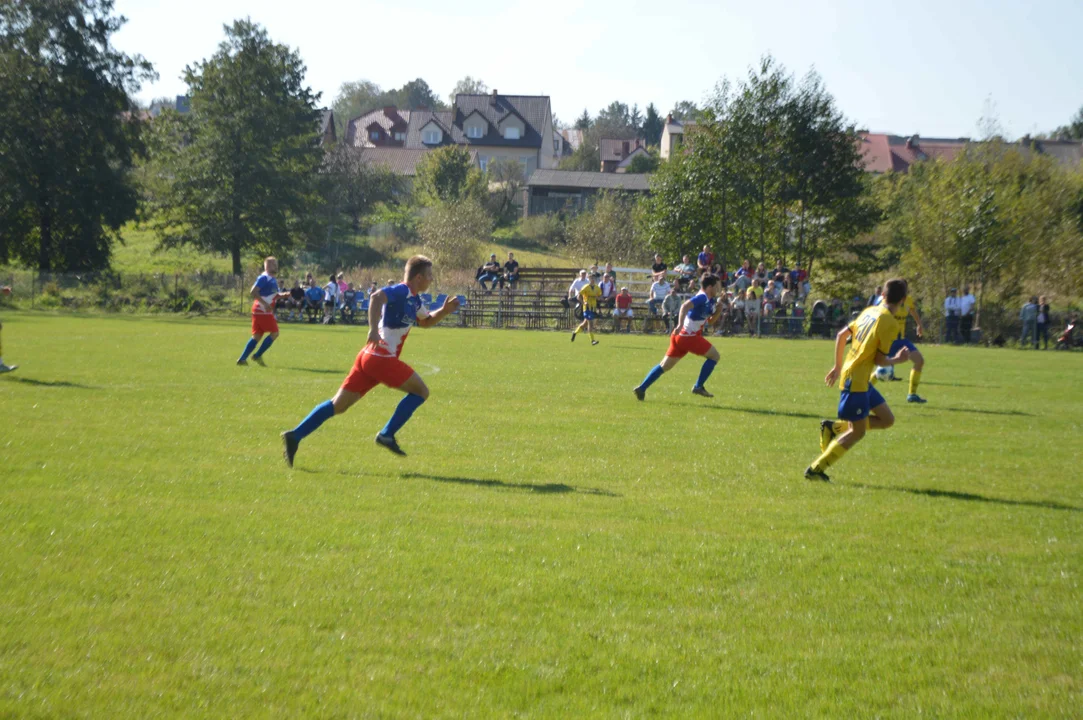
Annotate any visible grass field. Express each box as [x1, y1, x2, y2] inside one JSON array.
[[1, 313, 1081, 717]]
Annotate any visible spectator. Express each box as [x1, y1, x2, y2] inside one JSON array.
[[599, 273, 616, 308], [780, 284, 795, 314], [754, 262, 768, 283], [478, 254, 502, 293], [503, 252, 520, 289], [697, 245, 714, 276], [773, 259, 789, 281], [763, 279, 779, 307], [565, 269, 590, 313], [341, 283, 357, 324], [603, 262, 616, 281], [674, 255, 697, 290], [589, 263, 602, 282], [1020, 295, 1039, 347], [1036, 295, 1051, 350], [367, 281, 378, 297], [661, 283, 682, 332], [323, 274, 339, 324], [731, 290, 747, 329], [868, 285, 882, 308], [736, 259, 751, 278], [303, 279, 323, 323], [650, 254, 668, 282], [746, 279, 763, 336], [305, 271, 314, 287], [336, 272, 347, 297], [733, 269, 752, 295], [287, 279, 305, 321], [614, 287, 634, 332], [943, 287, 960, 344], [959, 285, 976, 344], [649, 277, 670, 315], [790, 264, 809, 299]]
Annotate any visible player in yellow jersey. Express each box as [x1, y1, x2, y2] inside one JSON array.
[[571, 275, 602, 346], [805, 278, 912, 482], [870, 280, 927, 403]]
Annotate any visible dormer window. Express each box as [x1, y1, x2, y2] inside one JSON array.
[[504, 127, 520, 140], [369, 130, 381, 142], [466, 125, 484, 139], [423, 128, 441, 144]]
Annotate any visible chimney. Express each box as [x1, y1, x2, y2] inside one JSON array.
[[665, 113, 673, 124], [906, 134, 919, 150], [492, 89, 498, 97]]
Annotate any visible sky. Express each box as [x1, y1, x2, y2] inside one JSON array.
[[113, 0, 1083, 139]]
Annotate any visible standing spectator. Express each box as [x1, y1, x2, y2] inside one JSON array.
[[959, 285, 976, 344], [661, 283, 682, 332], [779, 284, 795, 315], [599, 273, 616, 308], [588, 263, 602, 282], [1036, 295, 1051, 350], [675, 255, 697, 291], [746, 279, 763, 336], [650, 254, 668, 282], [603, 262, 617, 283], [323, 274, 339, 324], [367, 281, 378, 296], [503, 252, 520, 289], [304, 279, 323, 323], [1020, 296, 1039, 347], [337, 272, 347, 297], [697, 245, 714, 276], [649, 277, 671, 315], [478, 254, 502, 293], [867, 285, 882, 308], [614, 287, 634, 332], [341, 283, 357, 324], [287, 279, 305, 321], [943, 287, 960, 344]]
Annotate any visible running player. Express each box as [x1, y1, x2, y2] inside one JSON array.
[[871, 280, 926, 402], [281, 255, 459, 466], [0, 285, 16, 374], [807, 278, 911, 482], [237, 257, 289, 366], [633, 274, 725, 400], [571, 274, 602, 345]]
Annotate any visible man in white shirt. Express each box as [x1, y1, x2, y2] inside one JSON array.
[[599, 273, 616, 308], [323, 274, 339, 325], [958, 285, 976, 344], [943, 287, 961, 344], [649, 278, 670, 315], [566, 270, 590, 315]]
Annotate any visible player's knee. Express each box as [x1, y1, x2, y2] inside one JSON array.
[[415, 385, 430, 401], [270, 332, 279, 340], [912, 353, 924, 370]]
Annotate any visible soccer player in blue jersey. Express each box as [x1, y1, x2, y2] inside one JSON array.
[[281, 255, 460, 467], [237, 257, 290, 367], [633, 274, 725, 400]]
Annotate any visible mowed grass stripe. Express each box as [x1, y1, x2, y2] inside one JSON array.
[[0, 312, 1080, 717]]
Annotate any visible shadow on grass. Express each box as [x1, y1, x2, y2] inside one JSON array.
[[285, 367, 343, 375], [851, 483, 1080, 513], [4, 377, 98, 389], [664, 402, 821, 420], [402, 472, 621, 498], [936, 406, 1033, 417]]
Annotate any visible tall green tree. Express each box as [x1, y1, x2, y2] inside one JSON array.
[[0, 0, 155, 271], [413, 145, 486, 206], [574, 109, 592, 131], [642, 103, 664, 145], [152, 19, 323, 275], [448, 75, 487, 105], [1051, 105, 1083, 140]]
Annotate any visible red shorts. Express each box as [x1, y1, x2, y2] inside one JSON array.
[[341, 352, 415, 397], [666, 333, 712, 359], [251, 313, 278, 335]]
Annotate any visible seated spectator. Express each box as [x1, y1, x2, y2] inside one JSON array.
[[503, 252, 520, 289], [674, 255, 697, 290], [367, 281, 378, 297], [662, 283, 682, 332], [763, 279, 779, 307], [754, 262, 768, 283], [565, 269, 590, 311], [649, 277, 670, 315], [303, 279, 323, 323], [614, 287, 634, 332], [697, 245, 714, 276], [731, 290, 747, 328], [745, 281, 762, 336], [780, 285, 795, 314], [323, 274, 338, 324], [736, 259, 752, 278], [287, 279, 305, 321], [341, 283, 357, 324], [478, 254, 502, 293], [732, 270, 752, 295], [773, 259, 789, 281], [791, 263, 809, 298], [650, 254, 668, 283], [867, 285, 882, 308], [599, 273, 616, 308]]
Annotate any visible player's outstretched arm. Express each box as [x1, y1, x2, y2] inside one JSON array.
[[417, 296, 460, 328], [825, 326, 851, 386]]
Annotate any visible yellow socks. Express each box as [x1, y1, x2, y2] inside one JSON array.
[[589, 332, 595, 342], [832, 420, 847, 435], [812, 440, 848, 472], [909, 369, 921, 395]]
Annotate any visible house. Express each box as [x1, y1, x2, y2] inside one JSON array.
[[344, 91, 555, 177], [149, 95, 190, 117], [320, 109, 337, 145], [660, 115, 698, 159], [599, 138, 649, 173], [525, 169, 651, 216], [560, 128, 584, 152], [552, 129, 573, 164], [356, 146, 480, 181], [858, 132, 1083, 173]]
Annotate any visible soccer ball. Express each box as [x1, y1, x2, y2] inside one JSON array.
[[874, 366, 894, 382]]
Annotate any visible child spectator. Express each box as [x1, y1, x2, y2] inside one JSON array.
[[661, 283, 682, 332]]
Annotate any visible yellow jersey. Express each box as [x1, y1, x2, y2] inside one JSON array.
[[840, 305, 898, 393], [579, 284, 602, 311], [881, 295, 914, 340]]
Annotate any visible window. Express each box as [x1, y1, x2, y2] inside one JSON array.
[[504, 126, 520, 140], [479, 156, 488, 171], [369, 130, 381, 141], [467, 125, 484, 139], [394, 132, 406, 142], [423, 129, 441, 144], [553, 138, 560, 151]]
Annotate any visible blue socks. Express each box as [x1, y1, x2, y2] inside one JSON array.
[[638, 364, 665, 391], [238, 338, 258, 362], [253, 335, 275, 359], [695, 358, 717, 389], [381, 393, 426, 438], [292, 400, 335, 441]]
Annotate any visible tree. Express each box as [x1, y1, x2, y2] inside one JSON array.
[[413, 145, 486, 206], [625, 151, 659, 174], [568, 192, 646, 263], [331, 79, 384, 134], [448, 75, 487, 105], [642, 103, 664, 145], [400, 78, 443, 110], [418, 200, 492, 269], [152, 20, 323, 275], [574, 109, 592, 131], [1051, 105, 1083, 140], [320, 144, 401, 232], [670, 100, 701, 122], [487, 158, 525, 222], [0, 0, 155, 272]]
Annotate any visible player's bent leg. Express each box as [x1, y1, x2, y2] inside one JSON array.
[[907, 349, 926, 402], [283, 390, 361, 468], [867, 402, 895, 430], [376, 373, 427, 456], [396, 372, 429, 400], [331, 388, 364, 414], [238, 331, 262, 365], [252, 329, 279, 364]]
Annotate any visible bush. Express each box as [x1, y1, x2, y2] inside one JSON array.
[[419, 200, 494, 270], [567, 192, 647, 264], [520, 214, 565, 247]]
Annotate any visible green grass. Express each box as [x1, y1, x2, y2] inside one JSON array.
[[109, 224, 237, 275], [1, 313, 1080, 716]]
